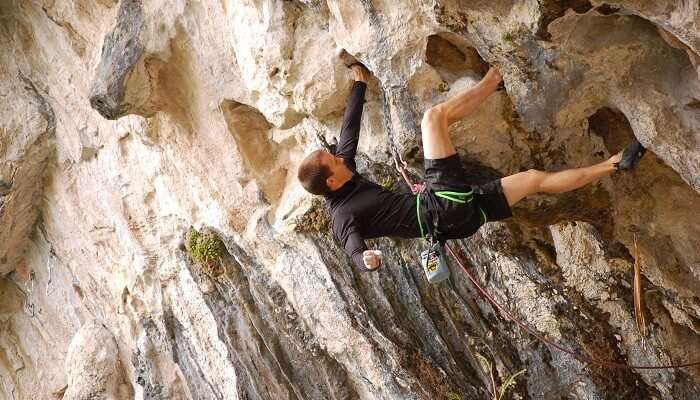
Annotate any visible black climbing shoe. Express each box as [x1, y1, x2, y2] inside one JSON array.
[[616, 138, 646, 171], [347, 61, 365, 69], [337, 49, 364, 69]]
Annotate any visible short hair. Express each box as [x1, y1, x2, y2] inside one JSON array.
[[297, 150, 332, 195]]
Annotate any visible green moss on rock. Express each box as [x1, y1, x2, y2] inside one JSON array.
[[379, 175, 397, 191], [185, 228, 226, 277], [294, 199, 331, 233]]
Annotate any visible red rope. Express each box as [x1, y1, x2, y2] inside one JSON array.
[[444, 244, 700, 370]]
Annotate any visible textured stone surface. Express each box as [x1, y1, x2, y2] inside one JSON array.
[[64, 320, 129, 400], [0, 0, 699, 399], [0, 69, 55, 276]]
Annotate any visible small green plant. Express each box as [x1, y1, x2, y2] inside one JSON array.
[[447, 392, 462, 400], [186, 228, 226, 275], [502, 32, 515, 44], [294, 199, 331, 233], [476, 353, 526, 400], [379, 175, 396, 191]]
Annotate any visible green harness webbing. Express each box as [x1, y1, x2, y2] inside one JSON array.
[[416, 189, 488, 239], [435, 190, 473, 204]]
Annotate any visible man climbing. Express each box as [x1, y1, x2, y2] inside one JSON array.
[[297, 63, 645, 272]]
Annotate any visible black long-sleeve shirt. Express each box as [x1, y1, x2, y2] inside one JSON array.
[[325, 81, 421, 272]]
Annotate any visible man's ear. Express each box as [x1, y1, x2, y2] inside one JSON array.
[[326, 176, 335, 190]]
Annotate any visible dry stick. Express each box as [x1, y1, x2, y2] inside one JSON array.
[[444, 244, 700, 370], [633, 233, 647, 351]]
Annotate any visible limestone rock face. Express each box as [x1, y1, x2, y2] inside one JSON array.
[[64, 320, 128, 400], [0, 70, 55, 276], [0, 1, 699, 399]]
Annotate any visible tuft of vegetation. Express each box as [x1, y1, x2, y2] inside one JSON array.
[[502, 32, 515, 44], [379, 175, 397, 191], [294, 199, 331, 233], [447, 392, 462, 400], [476, 353, 527, 400], [185, 228, 226, 276]]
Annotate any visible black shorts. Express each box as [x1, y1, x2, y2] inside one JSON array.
[[421, 154, 512, 238]]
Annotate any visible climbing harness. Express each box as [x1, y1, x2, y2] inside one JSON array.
[[416, 189, 486, 284]]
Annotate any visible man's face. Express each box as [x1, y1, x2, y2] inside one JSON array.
[[319, 150, 351, 188]]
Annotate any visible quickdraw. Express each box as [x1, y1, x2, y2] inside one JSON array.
[[46, 249, 56, 296], [382, 84, 427, 197], [24, 271, 36, 318], [393, 155, 426, 195]]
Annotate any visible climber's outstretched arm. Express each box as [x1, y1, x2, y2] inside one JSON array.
[[334, 65, 371, 170]]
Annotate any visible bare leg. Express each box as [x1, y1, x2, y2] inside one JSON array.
[[421, 69, 502, 160], [501, 153, 622, 207], [436, 68, 502, 126]]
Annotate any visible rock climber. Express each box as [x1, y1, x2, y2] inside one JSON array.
[[297, 62, 645, 272]]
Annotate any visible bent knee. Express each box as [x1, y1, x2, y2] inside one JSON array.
[[421, 105, 446, 126]]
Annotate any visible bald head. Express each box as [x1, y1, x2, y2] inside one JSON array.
[[297, 149, 332, 195], [297, 149, 354, 195]]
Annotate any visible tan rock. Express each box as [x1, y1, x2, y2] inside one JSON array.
[[64, 320, 126, 400], [0, 0, 699, 399]]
